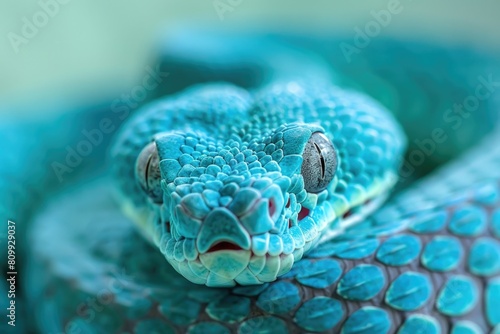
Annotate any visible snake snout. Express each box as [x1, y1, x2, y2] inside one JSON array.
[[161, 180, 296, 286], [194, 183, 286, 254]]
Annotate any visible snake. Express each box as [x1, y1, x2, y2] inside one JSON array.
[[1, 28, 500, 334]]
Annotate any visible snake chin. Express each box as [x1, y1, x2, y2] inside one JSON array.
[[160, 232, 322, 287]]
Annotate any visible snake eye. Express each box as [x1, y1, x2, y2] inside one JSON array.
[[136, 142, 163, 203], [301, 132, 337, 193]]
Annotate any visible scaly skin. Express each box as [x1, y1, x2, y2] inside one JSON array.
[[1, 33, 500, 333]]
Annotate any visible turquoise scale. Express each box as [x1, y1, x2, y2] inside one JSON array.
[[451, 321, 483, 334], [341, 306, 391, 334], [336, 264, 385, 301], [436, 276, 478, 316], [468, 238, 500, 276], [473, 183, 499, 205], [421, 236, 463, 272], [448, 205, 488, 237], [159, 298, 201, 325], [397, 314, 440, 334], [293, 297, 344, 332], [409, 210, 448, 234], [376, 234, 421, 266], [206, 295, 251, 322], [385, 272, 432, 311], [281, 258, 311, 278], [256, 281, 300, 314], [294, 259, 342, 288], [486, 278, 500, 326]]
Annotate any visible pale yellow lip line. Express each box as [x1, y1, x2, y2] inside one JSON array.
[[317, 190, 389, 245], [316, 171, 398, 245]]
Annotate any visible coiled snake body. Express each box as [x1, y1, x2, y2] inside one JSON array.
[[1, 31, 500, 333]]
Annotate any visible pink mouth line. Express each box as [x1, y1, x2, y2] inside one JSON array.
[[187, 202, 321, 255], [298, 206, 310, 220], [206, 241, 244, 253], [342, 198, 373, 219]]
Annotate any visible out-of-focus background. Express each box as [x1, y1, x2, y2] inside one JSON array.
[[1, 0, 499, 116]]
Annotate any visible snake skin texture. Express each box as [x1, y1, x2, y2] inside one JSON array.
[[1, 32, 500, 333]]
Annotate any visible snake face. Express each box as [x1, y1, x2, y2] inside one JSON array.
[[114, 83, 406, 287]]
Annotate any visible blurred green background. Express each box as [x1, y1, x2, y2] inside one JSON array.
[[1, 0, 499, 114]]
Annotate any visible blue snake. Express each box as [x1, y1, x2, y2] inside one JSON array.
[[1, 30, 500, 333]]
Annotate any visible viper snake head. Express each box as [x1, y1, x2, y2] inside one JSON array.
[[114, 82, 405, 287]]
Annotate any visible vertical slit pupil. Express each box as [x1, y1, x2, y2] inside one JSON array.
[[144, 153, 153, 187], [313, 142, 325, 179]]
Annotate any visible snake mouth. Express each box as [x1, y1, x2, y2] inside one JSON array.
[[160, 228, 320, 287], [206, 241, 243, 252], [161, 195, 386, 287]]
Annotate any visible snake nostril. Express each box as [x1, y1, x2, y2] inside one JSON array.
[[207, 241, 243, 253], [165, 221, 171, 233]]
